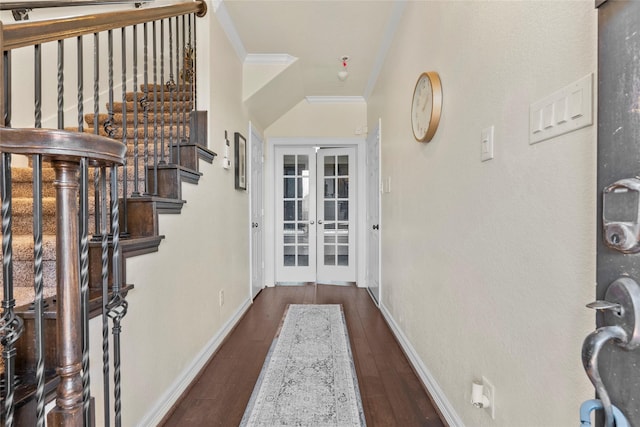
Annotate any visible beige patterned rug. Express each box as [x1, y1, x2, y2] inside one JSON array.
[[240, 304, 366, 427]]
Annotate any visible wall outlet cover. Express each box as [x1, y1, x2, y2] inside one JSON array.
[[482, 376, 495, 420]]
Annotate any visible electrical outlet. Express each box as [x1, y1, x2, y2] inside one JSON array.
[[482, 376, 495, 419], [219, 290, 224, 307]]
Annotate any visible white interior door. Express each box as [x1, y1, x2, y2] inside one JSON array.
[[316, 147, 356, 284], [274, 146, 356, 284], [250, 126, 264, 299], [366, 120, 381, 304], [275, 147, 317, 282]]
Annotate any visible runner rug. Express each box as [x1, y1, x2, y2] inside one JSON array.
[[240, 304, 366, 427]]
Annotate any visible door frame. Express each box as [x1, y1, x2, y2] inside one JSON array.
[[366, 119, 382, 306], [249, 122, 264, 299], [264, 137, 367, 287]]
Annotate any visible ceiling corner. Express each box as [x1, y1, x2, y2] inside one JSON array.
[[363, 0, 407, 100], [213, 0, 247, 61]]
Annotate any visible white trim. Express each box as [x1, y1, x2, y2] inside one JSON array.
[[245, 53, 297, 65], [363, 0, 407, 100], [138, 298, 252, 427], [213, 0, 247, 61], [249, 121, 255, 300], [380, 303, 465, 427], [365, 119, 382, 306], [249, 122, 265, 299], [305, 96, 366, 104]]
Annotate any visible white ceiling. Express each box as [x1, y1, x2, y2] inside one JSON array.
[[217, 0, 405, 100]]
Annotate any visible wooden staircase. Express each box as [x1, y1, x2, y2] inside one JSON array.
[[1, 85, 215, 424]]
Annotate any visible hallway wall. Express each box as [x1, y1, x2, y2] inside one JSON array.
[[265, 99, 367, 138], [367, 2, 597, 426]]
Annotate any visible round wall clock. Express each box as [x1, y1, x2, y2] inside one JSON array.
[[411, 71, 442, 142]]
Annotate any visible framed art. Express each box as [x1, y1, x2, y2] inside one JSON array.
[[235, 132, 247, 190]]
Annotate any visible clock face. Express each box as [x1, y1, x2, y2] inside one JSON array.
[[411, 72, 442, 142]]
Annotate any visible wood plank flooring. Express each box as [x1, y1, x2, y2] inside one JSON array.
[[160, 284, 445, 426]]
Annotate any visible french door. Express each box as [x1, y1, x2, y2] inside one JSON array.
[[275, 146, 356, 283]]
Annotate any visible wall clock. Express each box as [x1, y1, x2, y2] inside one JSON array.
[[411, 71, 442, 142]]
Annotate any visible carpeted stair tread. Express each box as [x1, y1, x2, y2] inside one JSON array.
[[10, 286, 57, 306], [111, 101, 193, 114], [125, 91, 192, 102], [12, 167, 56, 198], [0, 235, 57, 294], [9, 197, 56, 216], [0, 197, 57, 235], [0, 234, 57, 261], [12, 167, 55, 183], [85, 112, 188, 127], [82, 126, 190, 140], [140, 83, 192, 92]]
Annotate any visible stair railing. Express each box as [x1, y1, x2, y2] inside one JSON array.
[[1, 0, 206, 208], [0, 128, 127, 426], [0, 2, 207, 425]]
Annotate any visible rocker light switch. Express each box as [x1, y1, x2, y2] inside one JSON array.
[[529, 73, 593, 144]]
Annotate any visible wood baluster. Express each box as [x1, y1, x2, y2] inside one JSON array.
[[47, 160, 83, 427]]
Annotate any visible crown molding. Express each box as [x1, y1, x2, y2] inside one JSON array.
[[244, 54, 298, 65], [305, 96, 366, 104], [363, 0, 406, 100], [212, 0, 247, 61]]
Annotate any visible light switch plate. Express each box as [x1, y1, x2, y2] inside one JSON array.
[[481, 126, 494, 162], [529, 73, 593, 144], [383, 176, 391, 193]]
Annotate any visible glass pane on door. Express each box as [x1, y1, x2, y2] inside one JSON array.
[[322, 154, 349, 268], [282, 154, 310, 268]]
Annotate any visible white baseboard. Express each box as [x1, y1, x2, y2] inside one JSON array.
[[138, 298, 252, 426], [380, 303, 465, 427]]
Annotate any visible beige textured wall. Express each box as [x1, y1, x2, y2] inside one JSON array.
[[367, 2, 597, 426], [86, 8, 252, 425]]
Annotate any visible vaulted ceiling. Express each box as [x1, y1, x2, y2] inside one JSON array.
[[215, 0, 405, 127]]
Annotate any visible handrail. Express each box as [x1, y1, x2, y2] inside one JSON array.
[[1, 1, 149, 11], [1, 0, 206, 50], [0, 127, 126, 165]]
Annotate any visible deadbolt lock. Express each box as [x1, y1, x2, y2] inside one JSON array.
[[603, 177, 640, 253]]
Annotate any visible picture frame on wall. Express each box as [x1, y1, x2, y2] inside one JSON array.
[[235, 132, 247, 190]]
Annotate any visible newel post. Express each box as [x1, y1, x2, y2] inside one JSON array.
[[47, 159, 87, 427]]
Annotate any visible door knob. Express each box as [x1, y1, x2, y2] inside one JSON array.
[[582, 276, 640, 427], [310, 221, 315, 225], [373, 224, 379, 230], [318, 220, 323, 224]]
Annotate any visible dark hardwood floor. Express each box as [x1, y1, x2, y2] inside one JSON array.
[[160, 284, 445, 426]]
